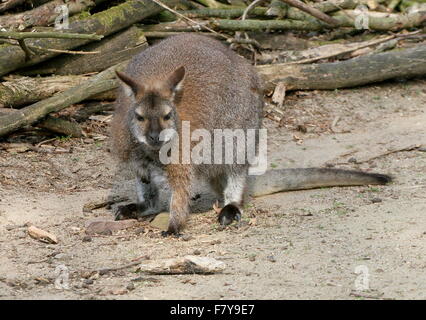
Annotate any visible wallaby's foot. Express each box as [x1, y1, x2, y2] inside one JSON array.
[[161, 230, 182, 238], [114, 203, 158, 221], [114, 203, 139, 220], [167, 219, 182, 235], [218, 203, 242, 226]]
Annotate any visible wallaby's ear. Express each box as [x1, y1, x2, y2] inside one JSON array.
[[116, 71, 144, 97], [166, 66, 185, 94]]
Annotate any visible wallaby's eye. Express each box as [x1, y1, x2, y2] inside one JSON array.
[[163, 112, 172, 121], [135, 113, 145, 122]]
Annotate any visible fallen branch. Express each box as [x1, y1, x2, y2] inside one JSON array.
[[0, 31, 103, 41], [272, 32, 419, 65], [257, 44, 426, 91], [150, 0, 229, 40], [0, 0, 108, 30], [0, 0, 177, 77], [0, 75, 90, 107], [333, 10, 426, 31], [353, 144, 421, 164], [210, 18, 325, 31], [73, 102, 115, 122], [181, 0, 357, 19], [37, 116, 83, 138], [280, 0, 340, 26], [21, 26, 148, 76], [0, 0, 26, 13], [210, 10, 426, 32], [0, 62, 127, 137]]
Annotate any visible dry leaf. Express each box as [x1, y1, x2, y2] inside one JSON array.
[[272, 82, 286, 108], [27, 225, 58, 244]]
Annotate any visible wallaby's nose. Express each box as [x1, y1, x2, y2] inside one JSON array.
[[148, 132, 159, 143]]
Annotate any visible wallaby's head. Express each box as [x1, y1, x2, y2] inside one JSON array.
[[116, 66, 185, 150]]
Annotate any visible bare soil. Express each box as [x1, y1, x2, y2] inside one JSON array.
[[0, 79, 425, 300]]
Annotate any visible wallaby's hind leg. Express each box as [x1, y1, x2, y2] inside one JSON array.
[[218, 171, 247, 226], [223, 172, 246, 206]]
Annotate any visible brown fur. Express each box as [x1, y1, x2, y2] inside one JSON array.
[[111, 33, 263, 234]]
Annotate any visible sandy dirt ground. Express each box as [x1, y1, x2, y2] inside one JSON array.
[[0, 79, 425, 300]]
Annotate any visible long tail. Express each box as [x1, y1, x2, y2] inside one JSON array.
[[248, 168, 392, 197]]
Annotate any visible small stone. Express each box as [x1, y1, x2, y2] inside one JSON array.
[[17, 231, 27, 239], [248, 254, 256, 262], [83, 279, 94, 285], [134, 227, 145, 235], [150, 212, 170, 231], [267, 255, 276, 263], [371, 198, 382, 203], [54, 253, 71, 262], [126, 282, 135, 291], [348, 157, 357, 163], [80, 271, 93, 279], [110, 288, 128, 295], [181, 234, 193, 241], [99, 229, 112, 236], [193, 249, 201, 255], [85, 218, 138, 235], [82, 235, 92, 242]]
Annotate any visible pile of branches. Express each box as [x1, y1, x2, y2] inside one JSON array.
[[0, 0, 425, 138]]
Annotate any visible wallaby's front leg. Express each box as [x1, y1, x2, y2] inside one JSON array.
[[134, 176, 160, 215], [166, 165, 192, 234], [115, 175, 160, 220]]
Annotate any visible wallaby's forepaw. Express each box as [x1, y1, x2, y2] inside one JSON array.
[[114, 203, 139, 220], [161, 230, 182, 238], [218, 203, 242, 226], [114, 203, 160, 221]]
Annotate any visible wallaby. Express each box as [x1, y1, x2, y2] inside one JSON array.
[[111, 33, 391, 234]]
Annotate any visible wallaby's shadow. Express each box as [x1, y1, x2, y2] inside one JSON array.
[[108, 163, 219, 217]]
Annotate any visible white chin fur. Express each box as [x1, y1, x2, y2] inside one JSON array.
[[131, 124, 148, 144]]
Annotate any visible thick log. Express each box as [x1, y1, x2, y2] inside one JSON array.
[[0, 74, 89, 107], [333, 10, 426, 31], [0, 62, 126, 137], [181, 0, 357, 19], [37, 116, 83, 137], [279, 0, 340, 25], [0, 108, 83, 137], [210, 18, 325, 31], [0, 0, 108, 30], [20, 26, 148, 76], [210, 10, 426, 32], [0, 0, 177, 77], [257, 45, 426, 91], [0, 0, 26, 13]]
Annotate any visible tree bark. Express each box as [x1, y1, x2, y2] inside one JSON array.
[[37, 116, 83, 137], [257, 45, 426, 91], [20, 26, 148, 76], [0, 0, 26, 13], [0, 62, 127, 137], [0, 74, 90, 107], [279, 0, 340, 25], [0, 0, 177, 77], [333, 10, 426, 31], [0, 0, 108, 30], [210, 10, 426, 32], [181, 0, 357, 19]]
